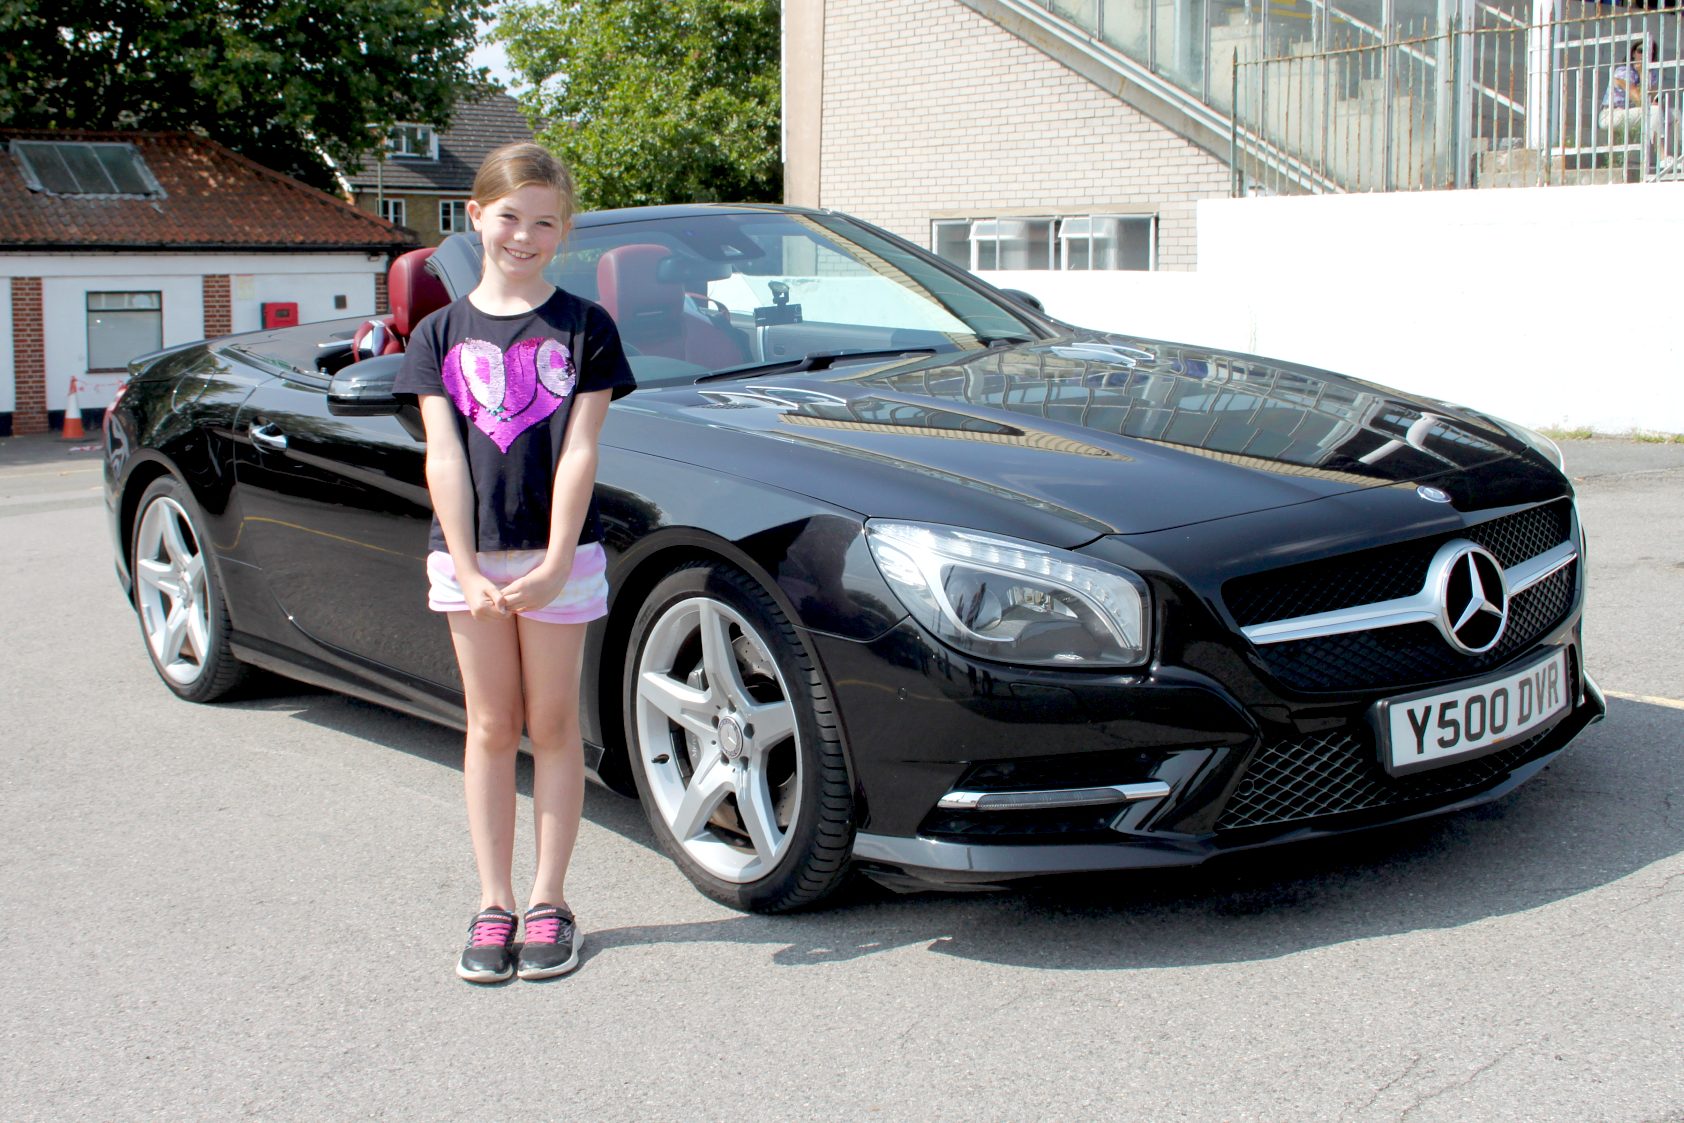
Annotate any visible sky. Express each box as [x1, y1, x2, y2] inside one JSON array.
[[469, 24, 524, 92]]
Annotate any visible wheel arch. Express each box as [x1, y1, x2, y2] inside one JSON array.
[[115, 454, 185, 596], [118, 454, 249, 645], [591, 526, 857, 802], [121, 456, 250, 702]]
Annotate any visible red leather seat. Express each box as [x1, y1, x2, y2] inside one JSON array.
[[596, 244, 747, 369], [353, 247, 451, 359], [388, 248, 451, 337]]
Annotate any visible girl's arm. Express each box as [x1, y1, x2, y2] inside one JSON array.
[[500, 388, 615, 615], [419, 394, 508, 618]]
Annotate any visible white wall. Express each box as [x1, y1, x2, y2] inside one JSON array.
[[230, 269, 377, 334], [42, 274, 204, 413], [3, 253, 381, 415], [982, 181, 1684, 434]]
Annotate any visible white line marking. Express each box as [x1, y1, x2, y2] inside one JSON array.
[[0, 464, 101, 479], [1605, 690, 1684, 711], [0, 492, 102, 509]]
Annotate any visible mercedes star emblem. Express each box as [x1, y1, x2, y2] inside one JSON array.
[[718, 715, 746, 761], [1416, 485, 1452, 504], [1434, 542, 1509, 654]]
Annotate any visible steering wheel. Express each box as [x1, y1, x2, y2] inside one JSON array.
[[689, 292, 735, 329]]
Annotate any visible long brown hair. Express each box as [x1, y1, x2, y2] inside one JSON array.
[[471, 142, 577, 225]]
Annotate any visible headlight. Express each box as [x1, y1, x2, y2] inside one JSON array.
[[865, 521, 1150, 667]]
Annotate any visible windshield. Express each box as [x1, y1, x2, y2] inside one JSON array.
[[543, 211, 1042, 387]]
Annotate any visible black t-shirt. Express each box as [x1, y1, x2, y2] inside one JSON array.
[[393, 288, 636, 553]]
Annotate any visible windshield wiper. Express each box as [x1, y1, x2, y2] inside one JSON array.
[[696, 348, 939, 383]]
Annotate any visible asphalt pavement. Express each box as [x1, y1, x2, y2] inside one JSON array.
[[1, 437, 1680, 1121]]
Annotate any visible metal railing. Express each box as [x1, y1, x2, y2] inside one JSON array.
[[1231, 8, 1684, 194], [1021, 0, 1684, 194]]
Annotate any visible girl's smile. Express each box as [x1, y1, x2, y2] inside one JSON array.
[[469, 183, 569, 291]]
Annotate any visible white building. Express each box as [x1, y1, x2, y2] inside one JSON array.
[[782, 0, 1684, 433], [1, 129, 415, 436]]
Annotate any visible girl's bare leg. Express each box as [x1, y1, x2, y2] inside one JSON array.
[[516, 616, 589, 908], [448, 611, 526, 911]]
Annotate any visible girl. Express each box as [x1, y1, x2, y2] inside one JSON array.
[[393, 142, 635, 983]]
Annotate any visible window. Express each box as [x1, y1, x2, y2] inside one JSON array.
[[379, 198, 407, 227], [12, 141, 164, 198], [932, 214, 1156, 271], [87, 292, 162, 371], [1058, 215, 1155, 270], [386, 124, 437, 159], [932, 220, 971, 268], [971, 218, 1055, 270], [439, 199, 469, 233]]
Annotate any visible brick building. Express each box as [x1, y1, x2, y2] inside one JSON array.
[[0, 130, 415, 436], [345, 93, 537, 247], [783, 0, 1232, 272]]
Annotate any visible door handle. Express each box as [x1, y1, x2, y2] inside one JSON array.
[[250, 423, 289, 452]]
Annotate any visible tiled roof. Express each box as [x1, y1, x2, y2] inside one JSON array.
[[347, 93, 537, 193], [0, 130, 415, 251]]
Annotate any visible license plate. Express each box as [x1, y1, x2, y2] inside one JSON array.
[[1376, 647, 1571, 777]]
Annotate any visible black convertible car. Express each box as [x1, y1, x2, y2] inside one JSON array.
[[104, 204, 1603, 911]]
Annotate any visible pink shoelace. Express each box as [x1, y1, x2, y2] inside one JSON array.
[[525, 908, 565, 944], [469, 913, 514, 948]]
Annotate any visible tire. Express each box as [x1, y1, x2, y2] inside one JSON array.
[[129, 476, 247, 703], [624, 562, 853, 912]]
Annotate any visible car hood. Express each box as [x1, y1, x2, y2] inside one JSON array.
[[609, 335, 1564, 544]]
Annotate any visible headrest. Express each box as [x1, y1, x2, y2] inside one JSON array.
[[597, 244, 682, 326], [388, 248, 451, 337]]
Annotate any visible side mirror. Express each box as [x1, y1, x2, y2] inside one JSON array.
[[997, 288, 1045, 313], [328, 353, 405, 416]]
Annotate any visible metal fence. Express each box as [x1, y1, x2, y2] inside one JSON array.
[[1230, 8, 1684, 194]]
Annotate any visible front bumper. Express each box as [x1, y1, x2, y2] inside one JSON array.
[[817, 612, 1603, 888]]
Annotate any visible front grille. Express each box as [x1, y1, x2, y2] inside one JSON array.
[[1216, 725, 1557, 831], [1225, 500, 1572, 628], [1463, 502, 1572, 569], [1255, 561, 1576, 693]]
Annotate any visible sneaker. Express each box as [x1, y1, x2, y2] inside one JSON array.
[[517, 903, 581, 980], [456, 906, 517, 983]]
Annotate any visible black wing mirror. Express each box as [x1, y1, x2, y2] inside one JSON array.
[[327, 353, 405, 416], [997, 288, 1045, 313]]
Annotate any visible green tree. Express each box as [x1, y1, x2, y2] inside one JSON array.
[[0, 0, 493, 191], [497, 0, 779, 209]]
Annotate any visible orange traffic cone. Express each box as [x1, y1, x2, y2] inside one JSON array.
[[61, 376, 87, 441]]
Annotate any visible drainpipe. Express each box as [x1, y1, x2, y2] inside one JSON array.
[[1454, 0, 1476, 187], [1382, 0, 1396, 191], [1435, 0, 1458, 187], [1525, 0, 1557, 158]]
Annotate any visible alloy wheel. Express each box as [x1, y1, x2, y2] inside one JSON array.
[[633, 595, 803, 884], [134, 495, 213, 687]]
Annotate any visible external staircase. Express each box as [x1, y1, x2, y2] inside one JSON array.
[[964, 0, 1684, 194]]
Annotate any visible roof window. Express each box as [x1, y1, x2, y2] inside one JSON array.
[[11, 141, 165, 198], [386, 124, 438, 159]]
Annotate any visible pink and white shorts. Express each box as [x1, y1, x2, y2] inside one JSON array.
[[426, 543, 609, 624]]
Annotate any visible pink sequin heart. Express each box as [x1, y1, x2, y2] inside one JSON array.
[[441, 337, 577, 453]]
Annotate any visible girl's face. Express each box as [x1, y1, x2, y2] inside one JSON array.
[[468, 183, 569, 284]]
